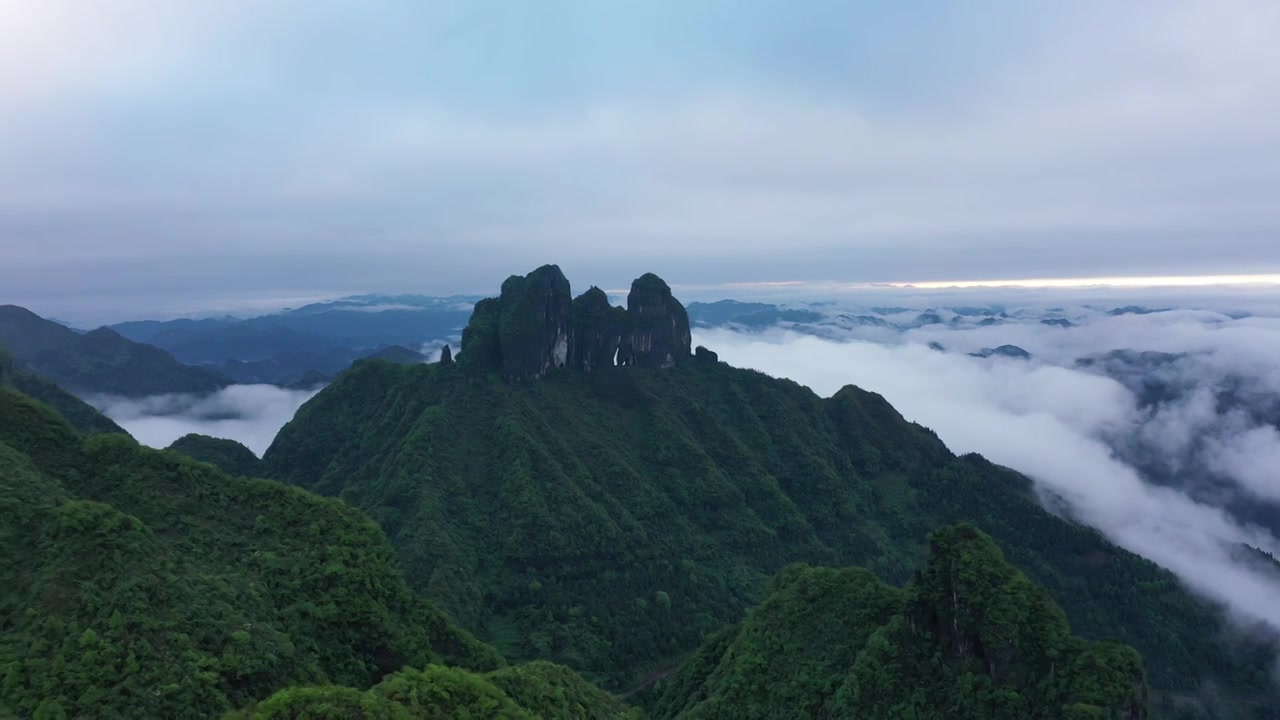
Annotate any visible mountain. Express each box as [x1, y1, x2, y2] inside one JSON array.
[[968, 344, 1032, 360], [109, 294, 476, 386], [366, 344, 429, 365], [1, 343, 127, 435], [215, 348, 358, 385], [686, 300, 823, 329], [0, 373, 634, 718], [654, 525, 1147, 719], [166, 433, 263, 476], [263, 265, 1276, 713], [0, 305, 228, 397]]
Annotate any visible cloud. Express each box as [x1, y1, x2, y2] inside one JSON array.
[[3, 1, 1280, 317], [89, 384, 320, 456], [692, 296, 1280, 633], [1207, 425, 1280, 503]]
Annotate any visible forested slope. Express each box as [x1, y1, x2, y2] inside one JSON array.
[[264, 268, 1276, 712], [655, 525, 1148, 719], [167, 433, 263, 476], [0, 343, 127, 435], [0, 382, 634, 718]]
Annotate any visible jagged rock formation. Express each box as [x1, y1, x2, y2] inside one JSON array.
[[570, 287, 628, 371], [439, 344, 453, 364], [460, 265, 694, 379], [498, 266, 573, 379], [619, 273, 692, 369], [695, 345, 718, 363]]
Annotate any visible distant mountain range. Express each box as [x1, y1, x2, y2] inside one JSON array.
[[109, 293, 475, 385], [0, 305, 229, 397], [0, 295, 470, 397]]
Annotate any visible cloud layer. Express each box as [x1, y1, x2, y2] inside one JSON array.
[[91, 384, 319, 456], [693, 293, 1280, 634]]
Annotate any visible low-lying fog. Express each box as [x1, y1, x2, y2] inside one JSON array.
[[90, 384, 320, 456], [693, 287, 1280, 638]]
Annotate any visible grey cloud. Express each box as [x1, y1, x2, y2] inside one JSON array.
[[2, 1, 1280, 315]]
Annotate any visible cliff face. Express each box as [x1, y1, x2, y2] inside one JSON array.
[[497, 266, 573, 380], [570, 287, 628, 371], [622, 273, 692, 369], [459, 266, 692, 380]]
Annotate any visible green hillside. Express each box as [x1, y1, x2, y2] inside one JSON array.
[[0, 382, 634, 719], [655, 525, 1146, 719], [0, 304, 228, 397], [0, 343, 127, 435], [167, 433, 264, 477], [235, 662, 645, 719], [263, 268, 1276, 713]]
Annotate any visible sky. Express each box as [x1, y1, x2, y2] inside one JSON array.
[[2, 0, 1280, 320]]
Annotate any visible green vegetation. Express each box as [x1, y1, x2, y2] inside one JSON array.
[[366, 345, 428, 365], [0, 385, 516, 717], [265, 356, 1276, 713], [656, 525, 1147, 719], [0, 305, 227, 396], [167, 433, 263, 476], [0, 342, 127, 435], [234, 662, 645, 719]]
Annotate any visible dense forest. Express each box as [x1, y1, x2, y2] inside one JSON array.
[[654, 525, 1147, 719], [0, 345, 127, 435], [0, 373, 634, 718], [167, 433, 264, 477], [265, 268, 1277, 717]]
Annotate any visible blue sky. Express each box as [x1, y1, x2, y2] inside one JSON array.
[[2, 0, 1279, 321]]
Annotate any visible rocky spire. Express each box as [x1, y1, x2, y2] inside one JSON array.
[[622, 273, 691, 368], [439, 344, 453, 364], [459, 266, 692, 378]]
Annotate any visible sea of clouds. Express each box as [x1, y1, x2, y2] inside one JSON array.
[[692, 287, 1280, 637]]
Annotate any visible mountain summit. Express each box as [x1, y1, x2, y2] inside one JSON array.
[[459, 265, 692, 380]]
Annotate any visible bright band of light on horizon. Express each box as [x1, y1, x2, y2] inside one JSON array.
[[884, 273, 1280, 290]]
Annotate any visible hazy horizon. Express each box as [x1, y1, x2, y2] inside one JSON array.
[[3, 0, 1279, 320]]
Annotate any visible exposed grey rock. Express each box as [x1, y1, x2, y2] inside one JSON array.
[[623, 273, 691, 369]]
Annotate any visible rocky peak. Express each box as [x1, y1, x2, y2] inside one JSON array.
[[459, 266, 694, 379], [439, 344, 453, 364], [621, 273, 691, 369], [496, 265, 572, 380]]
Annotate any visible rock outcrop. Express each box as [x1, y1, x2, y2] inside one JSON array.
[[460, 266, 692, 379], [621, 273, 691, 369], [497, 266, 573, 379], [439, 344, 453, 364], [570, 287, 627, 371]]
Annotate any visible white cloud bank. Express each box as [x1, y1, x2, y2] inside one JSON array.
[[694, 308, 1280, 633], [92, 384, 319, 456]]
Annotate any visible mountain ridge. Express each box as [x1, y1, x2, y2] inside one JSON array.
[[0, 305, 229, 397], [264, 266, 1276, 712]]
